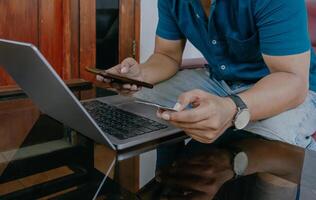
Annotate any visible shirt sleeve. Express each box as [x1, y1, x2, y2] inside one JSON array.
[[300, 150, 316, 199], [254, 0, 311, 56], [156, 0, 184, 40]]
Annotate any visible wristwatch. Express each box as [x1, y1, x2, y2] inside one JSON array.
[[226, 146, 249, 180], [228, 94, 251, 130]]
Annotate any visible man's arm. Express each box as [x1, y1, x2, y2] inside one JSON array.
[[243, 0, 311, 120], [100, 36, 186, 93], [140, 36, 186, 84], [239, 51, 310, 121]]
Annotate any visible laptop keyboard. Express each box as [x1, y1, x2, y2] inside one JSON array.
[[82, 100, 168, 140]]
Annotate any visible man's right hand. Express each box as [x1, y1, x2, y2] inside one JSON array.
[[97, 57, 145, 95]]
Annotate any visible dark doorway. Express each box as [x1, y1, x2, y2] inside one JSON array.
[[96, 0, 119, 70]]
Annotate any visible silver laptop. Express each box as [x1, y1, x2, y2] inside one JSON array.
[[0, 39, 181, 150]]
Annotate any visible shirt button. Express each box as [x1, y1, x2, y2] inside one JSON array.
[[220, 65, 226, 70], [212, 40, 217, 45]]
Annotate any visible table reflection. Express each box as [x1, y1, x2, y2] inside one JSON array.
[[139, 136, 312, 200]]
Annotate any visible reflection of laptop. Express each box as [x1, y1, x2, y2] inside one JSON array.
[[0, 39, 181, 150]]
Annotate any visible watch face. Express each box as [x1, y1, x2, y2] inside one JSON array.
[[235, 109, 250, 130], [234, 152, 248, 176]]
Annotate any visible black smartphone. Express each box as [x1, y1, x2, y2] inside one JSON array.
[[86, 67, 154, 89]]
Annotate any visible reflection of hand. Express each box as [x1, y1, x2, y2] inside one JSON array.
[[157, 148, 234, 200], [96, 57, 144, 95], [158, 89, 236, 143]]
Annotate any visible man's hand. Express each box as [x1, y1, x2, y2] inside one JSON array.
[[157, 148, 234, 200], [96, 57, 145, 95], [158, 89, 237, 143]]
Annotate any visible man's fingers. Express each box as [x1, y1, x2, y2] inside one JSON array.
[[96, 75, 111, 83], [122, 57, 138, 67], [176, 89, 205, 111], [131, 84, 139, 91], [96, 75, 104, 81], [168, 106, 209, 122], [122, 84, 132, 89], [120, 57, 137, 74]]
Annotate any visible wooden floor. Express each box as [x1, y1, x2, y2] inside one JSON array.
[[0, 144, 115, 198]]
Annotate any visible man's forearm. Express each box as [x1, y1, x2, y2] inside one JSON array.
[[233, 139, 304, 184], [239, 72, 308, 121], [140, 53, 180, 84]]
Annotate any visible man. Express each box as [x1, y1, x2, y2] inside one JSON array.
[[98, 0, 316, 164]]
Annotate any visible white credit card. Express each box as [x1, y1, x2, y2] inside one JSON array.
[[135, 100, 178, 112]]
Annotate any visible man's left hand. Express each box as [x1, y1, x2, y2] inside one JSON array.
[[158, 89, 237, 143]]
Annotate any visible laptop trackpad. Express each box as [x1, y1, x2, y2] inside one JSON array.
[[118, 102, 162, 121]]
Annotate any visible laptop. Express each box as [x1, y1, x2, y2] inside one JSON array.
[[0, 39, 181, 150]]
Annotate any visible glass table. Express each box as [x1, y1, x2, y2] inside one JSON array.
[[0, 82, 313, 200]]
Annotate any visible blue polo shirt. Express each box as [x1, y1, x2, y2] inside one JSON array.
[[156, 0, 316, 92]]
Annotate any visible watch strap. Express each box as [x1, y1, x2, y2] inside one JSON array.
[[229, 94, 247, 110]]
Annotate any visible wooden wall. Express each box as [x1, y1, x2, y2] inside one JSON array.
[[0, 0, 96, 86]]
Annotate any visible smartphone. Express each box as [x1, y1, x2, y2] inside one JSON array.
[[135, 100, 179, 112], [86, 67, 154, 89]]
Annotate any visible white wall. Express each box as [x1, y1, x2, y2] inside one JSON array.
[[139, 0, 203, 188], [140, 0, 203, 63]]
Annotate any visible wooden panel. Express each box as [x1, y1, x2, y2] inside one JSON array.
[[39, 0, 65, 78], [61, 0, 80, 79], [135, 0, 141, 61], [0, 0, 39, 43], [119, 0, 136, 62], [39, 0, 81, 80], [118, 157, 140, 192], [0, 0, 39, 86], [62, 0, 73, 79], [79, 0, 96, 82], [69, 0, 80, 78], [117, 0, 140, 192], [0, 0, 82, 86]]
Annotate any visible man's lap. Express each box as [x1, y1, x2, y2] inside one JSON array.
[[134, 68, 231, 107]]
